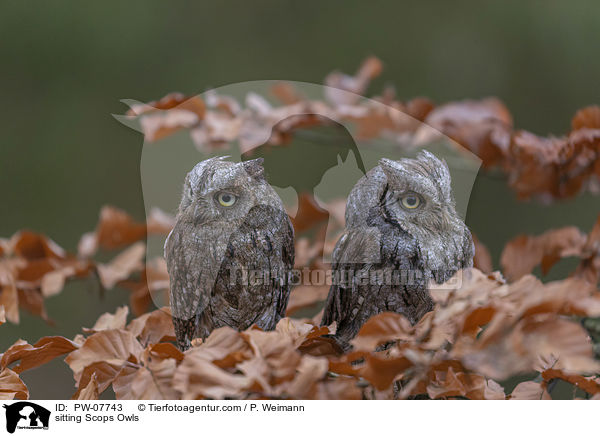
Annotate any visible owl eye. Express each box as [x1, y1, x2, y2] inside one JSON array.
[[216, 192, 237, 207], [400, 194, 421, 209]]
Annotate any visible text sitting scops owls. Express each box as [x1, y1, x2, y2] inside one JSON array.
[[322, 151, 474, 347], [165, 157, 295, 350]]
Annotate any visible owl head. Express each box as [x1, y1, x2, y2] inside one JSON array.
[[378, 151, 460, 236], [178, 156, 278, 225]]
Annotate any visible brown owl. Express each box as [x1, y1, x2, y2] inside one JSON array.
[[322, 151, 474, 348], [165, 157, 295, 350]]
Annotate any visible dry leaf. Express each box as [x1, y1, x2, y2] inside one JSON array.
[[541, 369, 600, 396], [501, 227, 586, 280], [509, 381, 551, 400], [74, 372, 99, 400], [173, 353, 251, 400], [473, 234, 493, 273], [572, 106, 600, 130], [351, 312, 414, 351], [83, 306, 129, 333], [126, 307, 175, 345], [65, 329, 143, 382], [0, 368, 29, 400], [97, 242, 146, 289], [1, 336, 79, 373]]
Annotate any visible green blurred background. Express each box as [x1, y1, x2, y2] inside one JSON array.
[[1, 1, 599, 399]]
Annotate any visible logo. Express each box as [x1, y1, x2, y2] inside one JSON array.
[[3, 402, 50, 434]]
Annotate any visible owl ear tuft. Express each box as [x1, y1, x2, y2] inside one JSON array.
[[379, 158, 405, 186], [242, 158, 265, 179], [416, 151, 451, 187]]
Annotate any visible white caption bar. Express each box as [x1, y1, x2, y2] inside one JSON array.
[[0, 400, 595, 435]]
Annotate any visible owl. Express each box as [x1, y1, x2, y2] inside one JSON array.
[[165, 156, 295, 350], [321, 151, 474, 347]]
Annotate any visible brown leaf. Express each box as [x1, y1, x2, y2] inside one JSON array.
[[275, 318, 321, 348], [426, 366, 469, 399], [509, 131, 570, 199], [108, 365, 139, 399], [97, 242, 145, 289], [472, 234, 493, 273], [1, 231, 90, 320], [1, 336, 78, 373], [311, 377, 363, 400], [65, 329, 143, 382], [424, 98, 512, 168], [575, 214, 600, 283], [0, 368, 28, 400], [0, 284, 18, 324], [298, 335, 344, 357], [426, 365, 505, 400], [329, 349, 414, 391], [12, 231, 67, 260], [461, 315, 600, 380], [270, 82, 303, 105], [126, 307, 175, 346], [83, 306, 129, 333], [362, 353, 414, 391], [518, 277, 600, 318], [80, 206, 172, 257], [148, 343, 184, 362], [40, 266, 76, 297], [501, 227, 587, 281], [238, 328, 302, 392], [541, 369, 600, 396], [188, 327, 252, 368], [351, 312, 414, 351], [18, 289, 49, 322], [74, 372, 99, 400], [173, 352, 251, 400], [128, 93, 205, 116], [114, 357, 179, 400], [129, 94, 205, 142], [572, 106, 600, 131], [71, 362, 122, 398], [324, 56, 383, 105], [284, 355, 329, 399], [509, 381, 551, 400], [119, 257, 170, 316], [93, 206, 147, 250]]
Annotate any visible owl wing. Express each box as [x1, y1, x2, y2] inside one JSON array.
[[461, 227, 475, 268], [321, 226, 382, 330], [209, 204, 295, 331], [164, 222, 223, 349], [275, 213, 295, 319]]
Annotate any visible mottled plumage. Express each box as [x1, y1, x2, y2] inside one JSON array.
[[322, 151, 474, 346], [165, 157, 294, 350]]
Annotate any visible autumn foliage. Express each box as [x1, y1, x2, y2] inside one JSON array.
[[1, 58, 599, 400]]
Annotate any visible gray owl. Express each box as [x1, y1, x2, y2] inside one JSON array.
[[322, 151, 474, 347], [165, 157, 295, 350]]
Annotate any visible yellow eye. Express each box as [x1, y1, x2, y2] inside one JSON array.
[[401, 194, 421, 209], [217, 192, 236, 207]]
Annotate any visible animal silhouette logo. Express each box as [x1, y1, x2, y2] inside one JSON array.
[[3, 402, 50, 433]]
